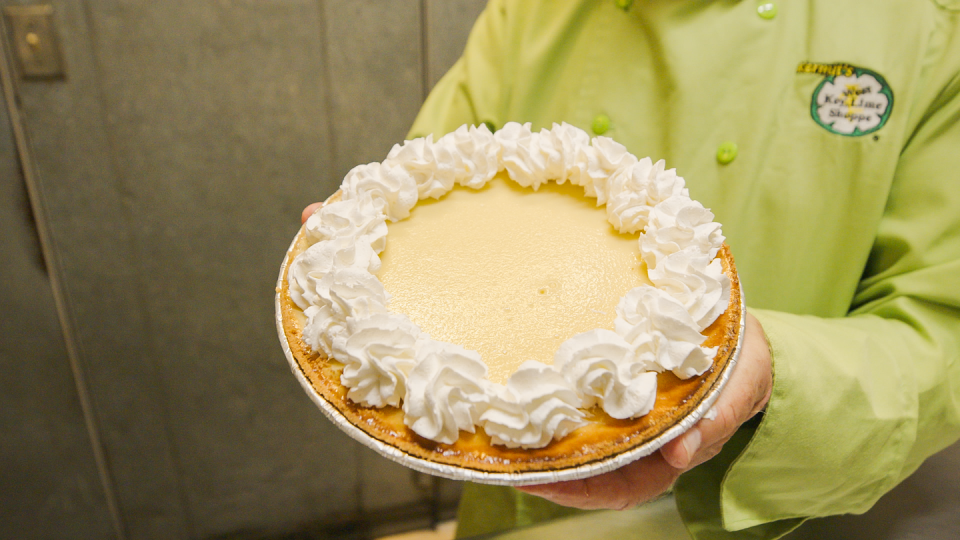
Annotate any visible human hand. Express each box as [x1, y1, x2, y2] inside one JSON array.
[[302, 202, 324, 224], [517, 311, 772, 510]]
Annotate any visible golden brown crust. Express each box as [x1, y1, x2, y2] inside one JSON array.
[[279, 202, 742, 474]]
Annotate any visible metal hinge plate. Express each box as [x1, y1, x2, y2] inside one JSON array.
[[3, 5, 66, 79]]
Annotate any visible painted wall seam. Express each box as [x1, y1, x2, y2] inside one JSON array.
[[316, 0, 340, 198], [420, 0, 430, 103]]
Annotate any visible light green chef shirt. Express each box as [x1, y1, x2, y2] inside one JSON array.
[[407, 0, 960, 538]]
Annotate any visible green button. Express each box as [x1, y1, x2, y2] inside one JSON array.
[[716, 142, 738, 164], [592, 114, 611, 135], [615, 0, 633, 11], [757, 2, 777, 19]]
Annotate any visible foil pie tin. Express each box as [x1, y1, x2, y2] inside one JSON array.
[[275, 232, 745, 486]]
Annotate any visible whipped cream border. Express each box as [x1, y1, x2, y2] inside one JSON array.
[[287, 122, 730, 449]]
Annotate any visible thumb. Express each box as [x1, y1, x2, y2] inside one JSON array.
[[661, 426, 702, 470], [660, 312, 771, 470]]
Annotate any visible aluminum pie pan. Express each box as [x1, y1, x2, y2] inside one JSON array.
[[275, 232, 745, 486]]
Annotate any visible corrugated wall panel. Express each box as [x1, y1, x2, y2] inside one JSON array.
[[7, 0, 192, 536], [322, 0, 425, 182], [75, 0, 359, 537], [3, 0, 487, 537]]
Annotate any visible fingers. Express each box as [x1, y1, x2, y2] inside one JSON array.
[[301, 202, 324, 224], [520, 313, 773, 511], [660, 311, 772, 470], [517, 452, 682, 511]]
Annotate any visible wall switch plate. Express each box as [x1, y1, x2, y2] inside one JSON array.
[[3, 5, 66, 78]]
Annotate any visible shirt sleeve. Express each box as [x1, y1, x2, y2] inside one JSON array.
[[677, 10, 960, 539]]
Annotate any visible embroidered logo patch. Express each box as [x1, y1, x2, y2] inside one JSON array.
[[798, 62, 893, 136]]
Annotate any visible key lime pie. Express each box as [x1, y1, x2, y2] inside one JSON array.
[[276, 122, 742, 484]]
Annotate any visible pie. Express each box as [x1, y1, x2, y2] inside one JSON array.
[[275, 123, 742, 483]]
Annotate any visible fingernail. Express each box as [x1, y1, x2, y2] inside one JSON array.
[[682, 428, 701, 466]]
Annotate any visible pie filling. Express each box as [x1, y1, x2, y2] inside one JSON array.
[[378, 176, 649, 385]]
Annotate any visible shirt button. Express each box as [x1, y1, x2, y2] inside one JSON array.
[[592, 114, 611, 135], [615, 0, 633, 10], [716, 142, 738, 164], [757, 2, 777, 19]]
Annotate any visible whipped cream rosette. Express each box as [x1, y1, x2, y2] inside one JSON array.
[[276, 122, 744, 484]]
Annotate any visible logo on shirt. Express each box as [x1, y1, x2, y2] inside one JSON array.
[[798, 62, 893, 136]]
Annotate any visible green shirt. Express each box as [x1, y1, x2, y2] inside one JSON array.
[[408, 0, 960, 538]]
